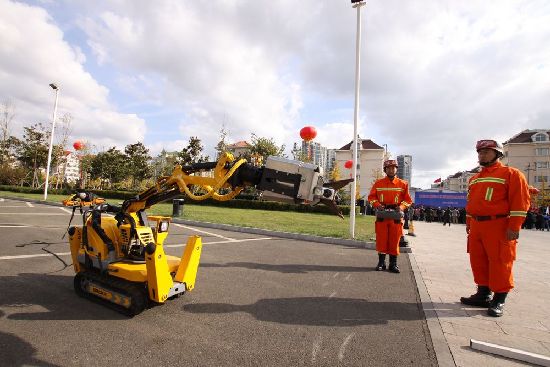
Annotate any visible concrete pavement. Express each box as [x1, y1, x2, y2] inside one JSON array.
[[409, 221, 550, 366]]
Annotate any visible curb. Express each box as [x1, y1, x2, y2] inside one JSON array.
[[409, 252, 456, 367]]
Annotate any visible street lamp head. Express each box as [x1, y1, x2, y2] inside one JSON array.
[[49, 83, 58, 90]]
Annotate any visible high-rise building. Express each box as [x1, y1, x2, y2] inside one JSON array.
[[299, 140, 328, 174], [396, 155, 412, 185]]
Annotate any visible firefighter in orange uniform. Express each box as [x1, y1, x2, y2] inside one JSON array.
[[368, 159, 412, 273], [460, 140, 530, 317]]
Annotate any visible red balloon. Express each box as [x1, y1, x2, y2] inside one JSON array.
[[299, 126, 317, 141], [73, 140, 84, 151], [344, 160, 353, 169]]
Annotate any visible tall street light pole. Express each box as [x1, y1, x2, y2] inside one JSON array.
[[350, 0, 366, 239], [44, 83, 59, 201]]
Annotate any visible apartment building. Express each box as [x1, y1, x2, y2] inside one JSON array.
[[441, 168, 480, 192], [336, 138, 385, 198], [503, 129, 550, 188]]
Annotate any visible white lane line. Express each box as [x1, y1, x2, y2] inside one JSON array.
[[165, 237, 272, 248], [338, 333, 355, 362], [0, 198, 4, 202], [345, 274, 351, 281], [311, 335, 322, 363], [0, 205, 30, 208], [26, 202, 34, 207], [333, 272, 340, 278], [1, 236, 272, 260], [329, 291, 337, 298], [172, 223, 236, 241], [0, 225, 30, 228], [0, 213, 65, 215], [59, 207, 73, 214], [0, 252, 71, 261]]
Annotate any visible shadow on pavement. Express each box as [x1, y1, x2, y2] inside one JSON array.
[[0, 331, 60, 367], [183, 297, 424, 326], [0, 273, 126, 321]]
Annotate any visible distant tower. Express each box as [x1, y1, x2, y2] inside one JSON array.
[[397, 155, 412, 185], [300, 140, 328, 172]]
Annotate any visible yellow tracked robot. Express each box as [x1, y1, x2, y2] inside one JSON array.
[[64, 153, 352, 316]]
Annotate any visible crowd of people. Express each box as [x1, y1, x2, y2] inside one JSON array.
[[522, 207, 550, 231], [357, 201, 550, 231]]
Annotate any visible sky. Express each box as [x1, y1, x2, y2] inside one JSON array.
[[1, 0, 549, 189]]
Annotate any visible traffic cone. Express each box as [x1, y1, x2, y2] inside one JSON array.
[[407, 221, 416, 237]]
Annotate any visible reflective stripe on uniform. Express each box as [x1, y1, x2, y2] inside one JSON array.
[[469, 177, 506, 186], [510, 210, 527, 217], [485, 187, 494, 201]]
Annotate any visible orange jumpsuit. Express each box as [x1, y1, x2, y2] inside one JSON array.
[[466, 161, 530, 293], [368, 176, 412, 256]]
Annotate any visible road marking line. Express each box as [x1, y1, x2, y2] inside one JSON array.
[[172, 223, 236, 241], [165, 237, 271, 248], [0, 213, 65, 215], [1, 237, 272, 260], [338, 333, 355, 361], [59, 207, 73, 214], [329, 291, 337, 298], [26, 202, 34, 207], [333, 272, 340, 278], [0, 198, 4, 202], [345, 274, 351, 281], [0, 252, 71, 261]]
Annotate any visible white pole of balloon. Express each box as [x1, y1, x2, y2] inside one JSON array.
[[350, 0, 365, 238]]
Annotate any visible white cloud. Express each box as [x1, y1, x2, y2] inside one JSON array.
[[0, 0, 145, 150]]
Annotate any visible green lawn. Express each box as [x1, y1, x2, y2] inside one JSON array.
[[0, 190, 376, 241]]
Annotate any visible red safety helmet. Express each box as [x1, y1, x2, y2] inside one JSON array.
[[476, 139, 504, 157], [383, 159, 398, 169]]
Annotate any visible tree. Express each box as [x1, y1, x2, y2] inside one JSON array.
[[1, 99, 15, 144], [248, 134, 285, 163], [177, 136, 208, 165], [125, 142, 152, 189], [329, 164, 341, 182], [17, 123, 52, 188], [215, 125, 229, 159], [291, 142, 310, 162], [53, 113, 73, 189], [90, 147, 128, 189]]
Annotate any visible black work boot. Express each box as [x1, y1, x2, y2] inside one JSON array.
[[487, 292, 507, 317], [375, 253, 386, 271], [460, 286, 492, 307], [388, 255, 400, 273]]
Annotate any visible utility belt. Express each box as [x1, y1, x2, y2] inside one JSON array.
[[376, 206, 402, 222], [470, 214, 508, 222]]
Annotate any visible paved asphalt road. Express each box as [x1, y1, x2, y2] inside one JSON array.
[[0, 198, 437, 366]]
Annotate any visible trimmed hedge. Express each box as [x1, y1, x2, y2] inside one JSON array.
[[0, 185, 350, 215]]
